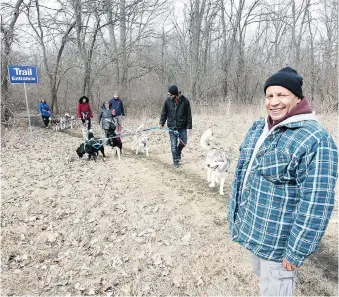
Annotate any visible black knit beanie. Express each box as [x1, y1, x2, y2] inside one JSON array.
[[264, 67, 304, 98], [168, 85, 179, 96]]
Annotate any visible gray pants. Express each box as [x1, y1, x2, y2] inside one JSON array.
[[251, 254, 297, 296], [113, 115, 122, 133]]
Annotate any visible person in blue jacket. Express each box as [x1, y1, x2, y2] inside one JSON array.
[[108, 93, 125, 134], [38, 99, 51, 128], [228, 67, 338, 296]]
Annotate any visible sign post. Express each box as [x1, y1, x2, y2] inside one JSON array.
[[8, 65, 38, 133], [23, 82, 32, 132]]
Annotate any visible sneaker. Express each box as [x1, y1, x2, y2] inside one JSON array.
[[45, 126, 49, 129], [172, 163, 179, 168]]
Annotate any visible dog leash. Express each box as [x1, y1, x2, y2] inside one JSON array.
[[91, 125, 161, 142], [83, 126, 189, 144], [167, 128, 187, 146]]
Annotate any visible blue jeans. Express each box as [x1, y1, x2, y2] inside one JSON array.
[[169, 129, 187, 165]]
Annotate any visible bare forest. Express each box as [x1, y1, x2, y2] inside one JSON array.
[[1, 0, 338, 296], [1, 0, 337, 115]]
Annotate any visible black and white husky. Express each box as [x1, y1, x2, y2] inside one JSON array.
[[200, 128, 230, 195]]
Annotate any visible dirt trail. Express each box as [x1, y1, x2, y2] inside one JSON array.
[[1, 114, 337, 296]]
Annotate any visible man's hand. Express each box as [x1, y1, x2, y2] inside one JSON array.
[[187, 129, 192, 136], [122, 116, 125, 120], [282, 258, 298, 271], [159, 124, 163, 129]]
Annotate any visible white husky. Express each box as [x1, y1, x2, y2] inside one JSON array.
[[82, 119, 90, 140], [64, 113, 75, 129], [200, 128, 230, 195], [132, 124, 149, 156]]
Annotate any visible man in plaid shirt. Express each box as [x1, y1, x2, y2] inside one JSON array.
[[228, 67, 338, 296]]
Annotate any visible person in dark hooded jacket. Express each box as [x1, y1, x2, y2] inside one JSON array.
[[38, 98, 51, 128], [98, 101, 116, 143], [77, 96, 93, 130]]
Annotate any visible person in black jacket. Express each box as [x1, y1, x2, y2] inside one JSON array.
[[159, 85, 192, 168]]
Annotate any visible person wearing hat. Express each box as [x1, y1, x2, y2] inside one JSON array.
[[77, 96, 93, 130], [228, 67, 338, 296], [159, 85, 192, 168]]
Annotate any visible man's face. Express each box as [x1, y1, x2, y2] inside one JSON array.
[[82, 98, 86, 103], [114, 94, 118, 99], [265, 86, 301, 122]]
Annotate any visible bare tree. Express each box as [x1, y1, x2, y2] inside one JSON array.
[[104, 0, 119, 86], [188, 0, 207, 99], [316, 0, 338, 110], [291, 0, 312, 68], [3, 0, 337, 115], [25, 0, 76, 113], [1, 0, 25, 109]]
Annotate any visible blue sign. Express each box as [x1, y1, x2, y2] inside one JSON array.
[[8, 65, 38, 84]]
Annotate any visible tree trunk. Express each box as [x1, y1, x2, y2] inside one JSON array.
[[189, 0, 206, 100], [107, 2, 119, 86], [119, 0, 127, 92], [0, 0, 24, 106]]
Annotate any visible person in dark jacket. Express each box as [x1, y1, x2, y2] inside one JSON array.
[[108, 93, 125, 134], [159, 85, 192, 168], [38, 99, 51, 128], [77, 96, 93, 130], [98, 101, 115, 144]]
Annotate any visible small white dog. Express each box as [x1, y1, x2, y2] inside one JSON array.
[[64, 113, 75, 129], [59, 116, 66, 130], [132, 124, 149, 156], [200, 128, 230, 195]]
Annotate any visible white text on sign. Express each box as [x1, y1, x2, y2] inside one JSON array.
[[12, 68, 33, 75]]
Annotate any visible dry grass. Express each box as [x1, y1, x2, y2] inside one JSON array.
[[1, 106, 338, 296]]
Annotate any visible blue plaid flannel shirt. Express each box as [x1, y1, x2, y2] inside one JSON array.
[[228, 117, 338, 267]]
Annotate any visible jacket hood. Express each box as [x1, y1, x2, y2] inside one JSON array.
[[101, 102, 111, 108], [264, 112, 319, 134], [79, 96, 89, 103]]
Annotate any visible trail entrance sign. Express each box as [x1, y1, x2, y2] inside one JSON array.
[[8, 65, 38, 84], [8, 65, 39, 133]]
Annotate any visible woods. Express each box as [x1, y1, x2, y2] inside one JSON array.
[[1, 0, 337, 115]]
